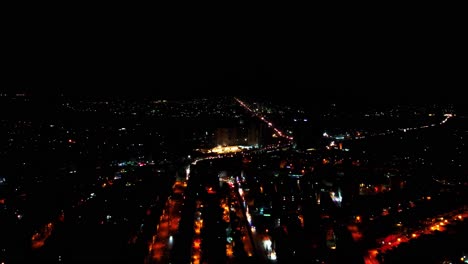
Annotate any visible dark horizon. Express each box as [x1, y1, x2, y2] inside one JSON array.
[[2, 84, 462, 104]]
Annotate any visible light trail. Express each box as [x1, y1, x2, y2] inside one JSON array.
[[353, 114, 454, 140], [235, 97, 294, 141]]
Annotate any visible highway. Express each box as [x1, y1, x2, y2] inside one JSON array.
[[352, 114, 454, 141], [235, 97, 294, 142]]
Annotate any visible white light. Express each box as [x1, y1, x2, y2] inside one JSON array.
[[263, 239, 272, 250], [270, 251, 277, 260]]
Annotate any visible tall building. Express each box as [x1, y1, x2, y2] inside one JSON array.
[[215, 127, 238, 146], [247, 122, 261, 146], [214, 120, 270, 148]]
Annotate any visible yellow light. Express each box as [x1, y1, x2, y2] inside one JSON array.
[[412, 233, 417, 238], [397, 238, 401, 242]]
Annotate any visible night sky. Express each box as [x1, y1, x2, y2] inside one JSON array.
[[3, 15, 465, 104]]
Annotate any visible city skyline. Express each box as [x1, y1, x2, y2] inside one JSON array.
[[0, 95, 466, 263], [2, 13, 466, 263]]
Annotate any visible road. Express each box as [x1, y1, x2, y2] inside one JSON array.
[[31, 222, 54, 250], [364, 207, 467, 264], [235, 97, 294, 142], [230, 183, 256, 259], [236, 182, 274, 263], [146, 180, 186, 264], [190, 199, 203, 264], [352, 114, 454, 141]]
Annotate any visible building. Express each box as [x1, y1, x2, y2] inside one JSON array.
[[215, 127, 238, 146], [247, 121, 264, 147]]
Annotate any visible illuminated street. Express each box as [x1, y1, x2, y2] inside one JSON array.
[[147, 180, 186, 264], [238, 183, 276, 263], [364, 208, 467, 264], [191, 199, 203, 264], [231, 184, 256, 259], [31, 222, 54, 250], [235, 98, 294, 142]]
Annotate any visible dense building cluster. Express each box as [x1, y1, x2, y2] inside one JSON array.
[[0, 94, 466, 263]]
